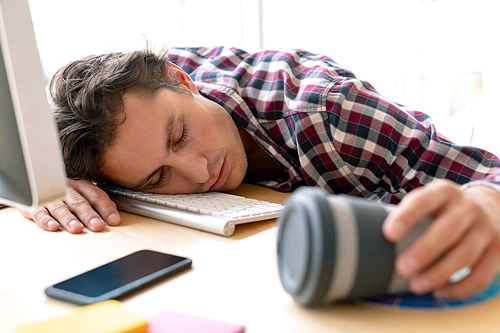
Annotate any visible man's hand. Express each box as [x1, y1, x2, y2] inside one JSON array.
[[20, 179, 121, 233], [382, 179, 500, 300]]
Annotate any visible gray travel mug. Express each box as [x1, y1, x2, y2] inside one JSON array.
[[277, 187, 432, 306]]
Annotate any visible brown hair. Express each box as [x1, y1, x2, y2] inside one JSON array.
[[50, 48, 182, 183]]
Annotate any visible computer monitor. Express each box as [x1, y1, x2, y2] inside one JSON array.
[[0, 0, 67, 210]]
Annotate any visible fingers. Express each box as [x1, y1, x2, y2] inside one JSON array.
[[20, 178, 121, 234], [395, 195, 480, 277], [69, 179, 121, 227], [57, 187, 104, 233], [434, 239, 500, 299], [385, 180, 500, 300], [382, 179, 457, 243], [22, 207, 60, 232], [405, 224, 493, 296]]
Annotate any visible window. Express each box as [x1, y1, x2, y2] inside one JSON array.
[[28, 0, 247, 77]]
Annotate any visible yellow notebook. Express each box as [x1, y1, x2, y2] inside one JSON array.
[[17, 300, 148, 333]]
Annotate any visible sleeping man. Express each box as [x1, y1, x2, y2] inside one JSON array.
[[22, 47, 500, 301]]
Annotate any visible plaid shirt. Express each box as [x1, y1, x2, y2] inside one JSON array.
[[169, 47, 500, 203]]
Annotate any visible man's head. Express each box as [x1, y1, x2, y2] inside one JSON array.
[[51, 49, 249, 194], [50, 49, 179, 182]]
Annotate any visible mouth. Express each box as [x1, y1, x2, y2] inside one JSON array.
[[209, 157, 230, 191]]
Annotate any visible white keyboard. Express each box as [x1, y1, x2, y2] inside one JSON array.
[[104, 187, 283, 236]]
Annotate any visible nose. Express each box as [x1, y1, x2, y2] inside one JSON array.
[[170, 153, 210, 184]]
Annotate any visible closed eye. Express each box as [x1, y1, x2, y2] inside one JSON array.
[[176, 124, 189, 147], [149, 167, 166, 189]]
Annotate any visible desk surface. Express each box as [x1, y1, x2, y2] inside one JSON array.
[[2, 183, 500, 333]]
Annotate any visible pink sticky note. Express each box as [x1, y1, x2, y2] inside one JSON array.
[[147, 310, 245, 333]]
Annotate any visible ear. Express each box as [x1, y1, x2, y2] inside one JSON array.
[[165, 62, 199, 95]]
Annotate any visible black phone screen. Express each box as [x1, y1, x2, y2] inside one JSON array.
[[45, 250, 191, 304]]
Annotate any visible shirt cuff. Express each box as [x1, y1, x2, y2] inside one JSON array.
[[461, 180, 500, 194]]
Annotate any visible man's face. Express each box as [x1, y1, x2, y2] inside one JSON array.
[[99, 86, 248, 194]]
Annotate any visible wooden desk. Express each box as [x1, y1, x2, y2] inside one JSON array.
[[2, 183, 500, 333]]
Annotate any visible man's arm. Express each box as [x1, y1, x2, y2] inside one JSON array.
[[383, 179, 500, 300], [316, 74, 500, 299], [20, 179, 121, 233]]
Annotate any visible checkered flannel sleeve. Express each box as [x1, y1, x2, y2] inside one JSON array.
[[168, 46, 500, 202], [311, 77, 500, 202]]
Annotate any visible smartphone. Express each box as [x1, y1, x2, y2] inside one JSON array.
[[45, 249, 192, 305]]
